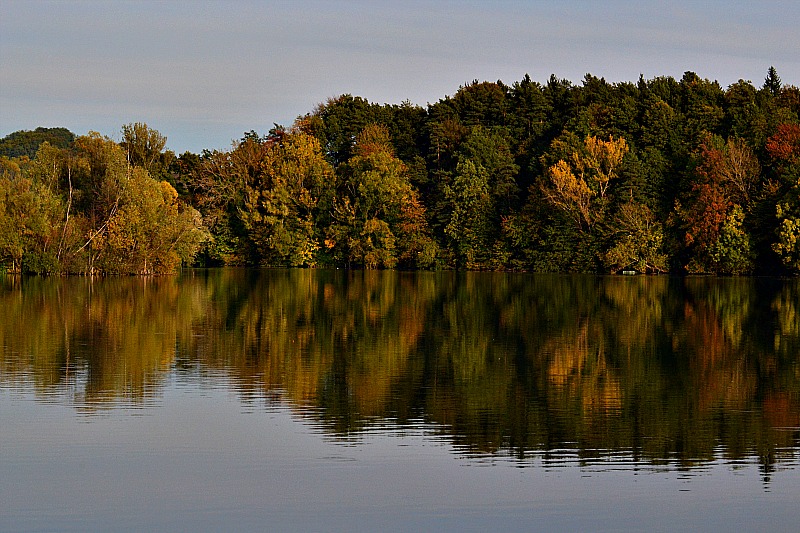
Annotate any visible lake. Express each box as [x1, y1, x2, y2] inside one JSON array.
[[1, 269, 798, 532]]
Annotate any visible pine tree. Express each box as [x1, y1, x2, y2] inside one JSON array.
[[763, 66, 782, 96]]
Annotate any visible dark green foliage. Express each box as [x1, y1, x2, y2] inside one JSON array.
[[764, 66, 782, 96], [0, 127, 75, 158]]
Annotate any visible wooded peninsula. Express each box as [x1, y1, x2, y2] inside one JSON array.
[[1, 69, 799, 275]]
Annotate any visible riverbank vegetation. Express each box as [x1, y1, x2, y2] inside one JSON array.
[[1, 69, 798, 275]]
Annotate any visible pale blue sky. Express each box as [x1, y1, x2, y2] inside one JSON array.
[[2, 0, 798, 154]]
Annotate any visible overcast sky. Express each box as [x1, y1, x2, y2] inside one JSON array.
[[2, 0, 798, 154]]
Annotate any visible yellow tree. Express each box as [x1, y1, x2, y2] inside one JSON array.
[[574, 135, 629, 199], [99, 168, 207, 274], [0, 171, 68, 273], [544, 159, 593, 231], [602, 200, 668, 273], [543, 135, 629, 232], [71, 132, 131, 273], [120, 122, 172, 180]]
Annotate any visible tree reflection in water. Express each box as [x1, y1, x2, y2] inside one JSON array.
[[1, 270, 798, 474]]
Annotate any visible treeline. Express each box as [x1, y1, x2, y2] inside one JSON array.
[[1, 68, 799, 275], [0, 127, 206, 274]]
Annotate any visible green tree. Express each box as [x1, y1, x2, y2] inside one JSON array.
[[70, 132, 132, 273], [765, 123, 800, 273], [326, 125, 429, 269], [240, 131, 334, 266], [773, 174, 800, 273], [704, 205, 756, 274], [0, 176, 64, 273], [443, 160, 494, 268], [120, 122, 174, 181], [0, 127, 74, 158], [764, 66, 782, 96], [188, 135, 272, 264], [679, 137, 759, 274], [456, 126, 520, 214]]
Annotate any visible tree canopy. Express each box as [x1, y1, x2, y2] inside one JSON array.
[[2, 68, 799, 275]]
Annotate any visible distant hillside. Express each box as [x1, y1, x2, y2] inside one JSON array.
[[0, 127, 75, 158]]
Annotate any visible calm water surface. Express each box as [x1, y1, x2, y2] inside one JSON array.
[[1, 270, 798, 532]]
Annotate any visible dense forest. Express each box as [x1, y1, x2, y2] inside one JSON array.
[[1, 68, 799, 275]]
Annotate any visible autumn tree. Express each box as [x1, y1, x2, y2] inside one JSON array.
[[240, 130, 334, 266], [767, 124, 800, 272], [326, 125, 433, 269], [543, 158, 593, 232], [188, 134, 274, 264], [120, 123, 177, 186], [0, 176, 64, 273], [679, 136, 755, 274], [97, 167, 207, 274], [773, 176, 800, 273], [121, 123, 168, 174], [542, 134, 629, 232], [718, 137, 761, 207]]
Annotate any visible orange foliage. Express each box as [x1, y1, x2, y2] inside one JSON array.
[[766, 123, 800, 163]]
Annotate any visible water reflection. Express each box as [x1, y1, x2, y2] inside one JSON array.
[[1, 270, 798, 472]]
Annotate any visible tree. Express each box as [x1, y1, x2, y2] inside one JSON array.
[[121, 123, 166, 168], [719, 137, 761, 207], [762, 123, 800, 273], [542, 134, 628, 232], [0, 176, 64, 273], [98, 167, 207, 274], [772, 169, 800, 273], [26, 142, 85, 270], [443, 160, 494, 268], [679, 137, 758, 274], [306, 94, 386, 165], [71, 132, 131, 273], [445, 80, 510, 129], [120, 123, 174, 182], [602, 201, 667, 273], [764, 66, 782, 96], [766, 123, 800, 171], [576, 135, 628, 199], [326, 125, 428, 269], [456, 126, 520, 213], [188, 135, 273, 264], [0, 127, 74, 158], [543, 159, 593, 232], [395, 191, 438, 269], [240, 131, 334, 266], [704, 205, 755, 274]]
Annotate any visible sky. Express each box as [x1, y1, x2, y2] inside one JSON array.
[[1, 0, 799, 155]]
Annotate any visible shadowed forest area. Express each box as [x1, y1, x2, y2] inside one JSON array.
[[1, 69, 799, 275]]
